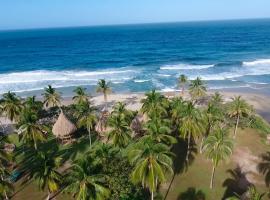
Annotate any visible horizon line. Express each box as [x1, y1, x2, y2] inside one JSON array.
[[1, 17, 270, 32]]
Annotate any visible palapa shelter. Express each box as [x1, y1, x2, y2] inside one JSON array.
[[52, 111, 77, 143], [95, 110, 110, 137], [130, 114, 144, 138]]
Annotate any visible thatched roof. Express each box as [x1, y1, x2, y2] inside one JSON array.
[[130, 114, 145, 138], [52, 111, 77, 138]]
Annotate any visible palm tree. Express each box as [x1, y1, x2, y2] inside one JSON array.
[[210, 92, 223, 106], [227, 96, 253, 138], [21, 149, 62, 200], [23, 96, 43, 113], [0, 167, 13, 200], [200, 102, 224, 153], [179, 101, 204, 161], [188, 77, 207, 101], [0, 91, 22, 122], [141, 90, 168, 118], [64, 157, 110, 200], [107, 114, 131, 148], [96, 79, 111, 110], [111, 102, 134, 124], [42, 85, 62, 108], [202, 128, 233, 189], [73, 87, 89, 105], [17, 110, 47, 150], [257, 151, 270, 187], [128, 137, 173, 200], [170, 97, 185, 128], [178, 74, 188, 96], [144, 117, 176, 145], [74, 102, 97, 147]]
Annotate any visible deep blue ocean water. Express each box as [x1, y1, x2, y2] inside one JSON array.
[[0, 19, 270, 96]]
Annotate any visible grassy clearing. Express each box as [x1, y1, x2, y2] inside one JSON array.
[[162, 128, 269, 200]]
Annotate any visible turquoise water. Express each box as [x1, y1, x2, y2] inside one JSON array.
[[0, 19, 270, 96]]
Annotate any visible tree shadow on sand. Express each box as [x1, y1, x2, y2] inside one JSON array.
[[222, 166, 252, 200], [163, 137, 197, 200], [177, 187, 206, 200], [257, 151, 270, 187]]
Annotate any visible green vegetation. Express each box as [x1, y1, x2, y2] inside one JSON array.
[[0, 76, 269, 200]]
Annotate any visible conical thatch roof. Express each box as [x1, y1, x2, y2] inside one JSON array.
[[130, 114, 144, 137], [52, 111, 77, 138]]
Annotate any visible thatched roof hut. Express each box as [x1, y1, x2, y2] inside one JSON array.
[[52, 111, 77, 143]]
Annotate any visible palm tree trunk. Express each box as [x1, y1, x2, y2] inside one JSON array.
[[234, 114, 240, 138], [46, 191, 50, 200], [104, 93, 107, 111], [34, 141, 37, 150], [186, 132, 191, 161], [88, 128, 92, 147], [151, 190, 154, 200], [182, 86, 184, 96], [210, 165, 216, 189], [199, 136, 205, 154]]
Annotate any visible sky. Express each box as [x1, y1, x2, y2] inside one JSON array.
[[1, 0, 270, 30]]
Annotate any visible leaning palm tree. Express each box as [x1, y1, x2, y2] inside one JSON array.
[[73, 87, 89, 105], [227, 96, 253, 138], [178, 74, 188, 96], [96, 79, 111, 110], [188, 77, 207, 101], [107, 114, 131, 148], [202, 128, 233, 189], [128, 137, 174, 200], [0, 91, 22, 122], [64, 157, 110, 200], [42, 85, 62, 108], [74, 102, 97, 147], [179, 101, 204, 161], [17, 109, 47, 150]]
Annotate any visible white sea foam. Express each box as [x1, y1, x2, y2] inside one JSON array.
[[0, 68, 138, 94], [133, 79, 150, 83], [242, 59, 270, 66], [160, 63, 214, 70]]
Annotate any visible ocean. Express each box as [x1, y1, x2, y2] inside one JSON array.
[[0, 19, 270, 97]]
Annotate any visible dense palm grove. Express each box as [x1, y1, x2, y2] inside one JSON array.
[[0, 75, 269, 200]]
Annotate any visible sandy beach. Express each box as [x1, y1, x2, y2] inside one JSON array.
[[61, 89, 270, 122]]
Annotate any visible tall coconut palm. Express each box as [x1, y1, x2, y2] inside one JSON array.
[[200, 103, 224, 153], [107, 114, 131, 148], [188, 77, 207, 101], [73, 87, 89, 105], [210, 92, 223, 107], [179, 101, 204, 161], [21, 149, 62, 200], [96, 79, 111, 110], [42, 85, 62, 108], [202, 128, 233, 189], [141, 90, 168, 118], [227, 96, 253, 138], [17, 110, 47, 150], [144, 117, 176, 145], [74, 102, 97, 147], [128, 137, 173, 200], [178, 74, 188, 96], [0, 91, 22, 122], [170, 97, 186, 128], [64, 157, 110, 200]]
